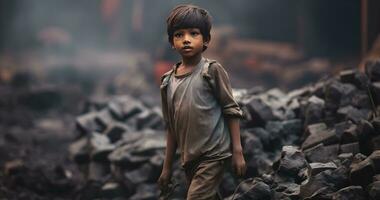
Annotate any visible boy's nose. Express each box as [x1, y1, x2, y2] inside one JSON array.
[[183, 39, 190, 45], [183, 34, 191, 43]]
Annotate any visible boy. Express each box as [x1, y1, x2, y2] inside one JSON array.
[[157, 4, 246, 199]]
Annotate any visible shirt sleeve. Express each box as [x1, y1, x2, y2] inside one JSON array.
[[160, 73, 171, 127], [207, 62, 244, 118]]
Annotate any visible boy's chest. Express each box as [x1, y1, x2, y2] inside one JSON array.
[[176, 66, 194, 76], [168, 73, 214, 109]]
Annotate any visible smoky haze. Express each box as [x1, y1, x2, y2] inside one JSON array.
[[0, 0, 363, 93], [2, 1, 380, 200]]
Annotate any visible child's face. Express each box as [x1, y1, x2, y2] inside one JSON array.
[[172, 28, 207, 58]]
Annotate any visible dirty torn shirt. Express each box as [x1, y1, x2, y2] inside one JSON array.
[[160, 57, 243, 167]]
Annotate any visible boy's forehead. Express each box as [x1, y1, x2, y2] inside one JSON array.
[[174, 28, 201, 32]]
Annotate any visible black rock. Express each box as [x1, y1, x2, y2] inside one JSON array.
[[302, 128, 338, 150], [83, 96, 112, 112], [89, 132, 115, 162], [18, 86, 62, 110], [219, 172, 237, 198], [337, 106, 371, 124], [4, 159, 25, 176], [339, 124, 358, 144], [373, 174, 380, 182], [124, 163, 155, 185], [304, 143, 339, 163], [247, 128, 271, 150], [129, 184, 158, 200], [303, 186, 333, 200], [368, 181, 380, 200], [100, 182, 128, 198], [372, 117, 380, 132], [351, 153, 368, 165], [76, 112, 106, 135], [242, 131, 263, 156], [309, 162, 338, 176], [371, 136, 380, 152], [233, 179, 272, 200], [245, 98, 278, 127], [88, 161, 110, 181], [265, 121, 283, 140], [300, 167, 349, 199], [369, 150, 380, 173], [108, 95, 144, 121], [338, 153, 354, 161], [351, 91, 372, 109], [357, 120, 375, 138], [281, 119, 303, 137], [339, 142, 360, 155], [103, 123, 130, 143], [357, 120, 376, 154], [94, 109, 114, 129], [332, 186, 366, 200], [274, 146, 308, 183], [109, 149, 150, 170], [273, 182, 300, 198], [136, 107, 164, 130], [304, 96, 325, 126], [324, 81, 356, 111], [365, 59, 380, 82], [108, 131, 165, 170], [69, 137, 90, 164], [303, 123, 328, 142], [350, 158, 375, 187], [371, 82, 380, 106], [339, 70, 356, 85]]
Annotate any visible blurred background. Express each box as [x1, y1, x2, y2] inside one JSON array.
[[0, 0, 380, 199]]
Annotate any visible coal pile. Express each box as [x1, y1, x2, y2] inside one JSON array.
[[68, 60, 380, 199], [69, 95, 170, 199], [231, 60, 380, 199], [0, 71, 87, 199]]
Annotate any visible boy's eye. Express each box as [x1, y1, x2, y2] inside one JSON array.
[[191, 31, 200, 36], [174, 33, 183, 38]]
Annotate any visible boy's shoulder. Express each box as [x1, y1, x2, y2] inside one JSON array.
[[201, 58, 227, 79], [160, 61, 178, 85], [160, 68, 174, 84]]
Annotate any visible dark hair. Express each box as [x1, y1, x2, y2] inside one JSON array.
[[166, 4, 212, 51]]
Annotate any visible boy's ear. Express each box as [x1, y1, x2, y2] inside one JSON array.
[[204, 36, 211, 45]]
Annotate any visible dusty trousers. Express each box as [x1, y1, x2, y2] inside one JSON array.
[[184, 158, 229, 200]]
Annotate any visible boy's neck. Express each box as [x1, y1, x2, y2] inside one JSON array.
[[181, 53, 202, 68]]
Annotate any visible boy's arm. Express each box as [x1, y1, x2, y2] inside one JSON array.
[[207, 62, 246, 176], [158, 130, 177, 188], [162, 130, 177, 172], [227, 117, 246, 177]]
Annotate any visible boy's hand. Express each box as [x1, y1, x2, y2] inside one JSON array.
[[232, 150, 246, 177], [157, 169, 172, 190]]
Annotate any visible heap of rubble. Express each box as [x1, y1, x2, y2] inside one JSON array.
[[68, 60, 380, 199], [232, 60, 380, 199], [69, 95, 167, 199]]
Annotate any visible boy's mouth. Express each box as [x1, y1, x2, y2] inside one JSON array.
[[182, 46, 193, 50]]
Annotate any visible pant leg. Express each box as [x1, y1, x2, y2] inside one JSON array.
[[185, 159, 227, 200]]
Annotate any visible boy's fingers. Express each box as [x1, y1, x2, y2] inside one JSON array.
[[157, 179, 163, 188], [235, 166, 241, 177], [158, 178, 166, 189], [239, 166, 244, 176], [236, 165, 245, 177], [158, 177, 170, 190], [241, 165, 246, 176]]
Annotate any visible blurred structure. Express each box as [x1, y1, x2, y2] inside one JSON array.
[[0, 1, 380, 199]]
